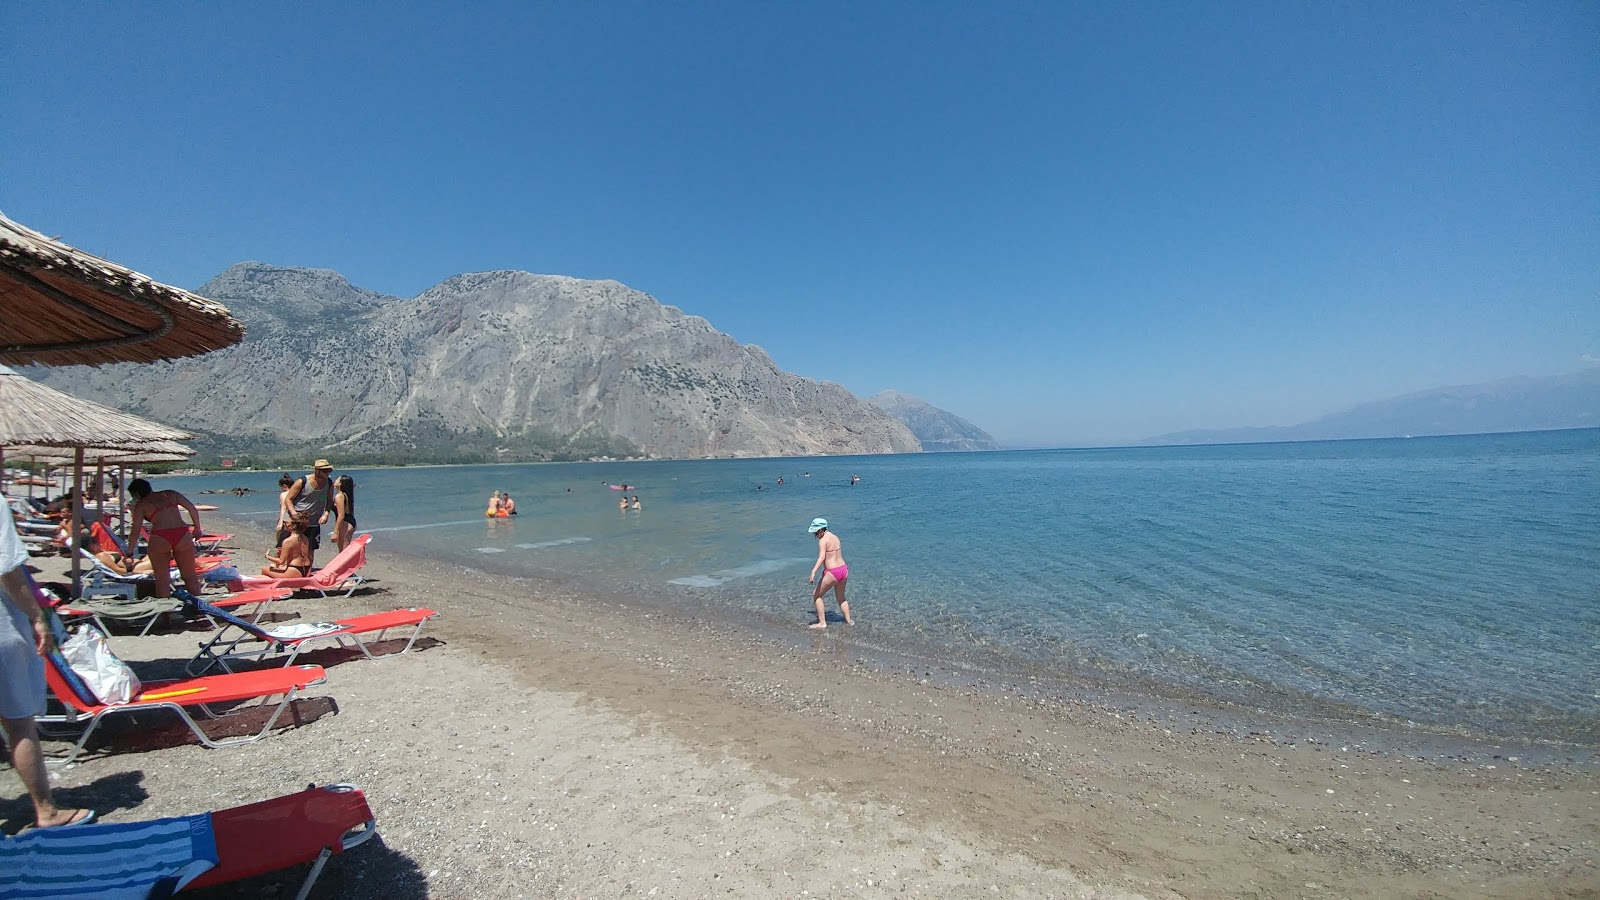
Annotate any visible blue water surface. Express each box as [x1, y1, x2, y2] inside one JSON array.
[[164, 429, 1600, 745]]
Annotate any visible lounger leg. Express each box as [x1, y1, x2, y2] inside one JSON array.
[[177, 688, 304, 748], [294, 847, 334, 900], [43, 712, 106, 768]]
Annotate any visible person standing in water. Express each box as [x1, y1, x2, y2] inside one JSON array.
[[806, 517, 853, 629], [630, 495, 642, 510]]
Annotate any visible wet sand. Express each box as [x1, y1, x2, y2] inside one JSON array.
[[12, 519, 1598, 898]]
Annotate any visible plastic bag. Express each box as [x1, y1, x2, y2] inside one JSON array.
[[60, 624, 142, 705], [203, 565, 241, 583]]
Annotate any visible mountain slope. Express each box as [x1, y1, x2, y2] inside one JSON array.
[[868, 390, 999, 452], [1143, 369, 1600, 445], [32, 264, 921, 461]]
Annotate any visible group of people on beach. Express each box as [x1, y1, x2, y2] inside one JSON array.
[[266, 459, 355, 579]]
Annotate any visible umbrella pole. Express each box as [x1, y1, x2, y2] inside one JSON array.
[[92, 459, 105, 534], [69, 448, 83, 599]]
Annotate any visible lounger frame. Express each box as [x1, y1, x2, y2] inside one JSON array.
[[39, 663, 328, 766], [185, 599, 437, 676]]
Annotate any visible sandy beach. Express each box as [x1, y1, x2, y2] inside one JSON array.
[[9, 518, 1596, 899]]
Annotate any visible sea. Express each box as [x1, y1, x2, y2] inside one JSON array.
[[159, 428, 1600, 753]]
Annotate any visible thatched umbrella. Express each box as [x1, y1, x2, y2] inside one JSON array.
[[0, 365, 192, 449], [8, 439, 196, 551], [0, 212, 245, 367], [0, 364, 194, 594]]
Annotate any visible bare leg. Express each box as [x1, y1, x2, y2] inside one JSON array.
[[832, 579, 853, 625], [2, 717, 89, 827], [147, 534, 174, 598], [810, 572, 837, 629]]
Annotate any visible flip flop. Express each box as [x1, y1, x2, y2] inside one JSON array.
[[51, 809, 96, 828]]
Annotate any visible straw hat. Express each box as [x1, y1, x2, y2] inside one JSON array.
[[313, 458, 333, 471]]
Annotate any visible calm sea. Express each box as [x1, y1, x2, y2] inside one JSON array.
[[162, 429, 1600, 748]]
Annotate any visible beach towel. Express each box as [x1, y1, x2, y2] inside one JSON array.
[[0, 813, 218, 899]]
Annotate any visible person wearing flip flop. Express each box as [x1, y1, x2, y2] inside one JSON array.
[[0, 509, 94, 828]]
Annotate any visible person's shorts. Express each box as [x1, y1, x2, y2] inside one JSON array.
[[0, 603, 46, 719], [304, 525, 322, 551]]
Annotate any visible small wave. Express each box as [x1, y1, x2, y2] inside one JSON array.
[[669, 558, 806, 587], [514, 537, 593, 550], [475, 547, 507, 554], [364, 519, 487, 533]]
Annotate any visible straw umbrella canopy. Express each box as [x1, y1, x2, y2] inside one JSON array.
[[6, 440, 194, 465], [0, 212, 245, 367], [0, 365, 192, 450], [0, 365, 194, 596]]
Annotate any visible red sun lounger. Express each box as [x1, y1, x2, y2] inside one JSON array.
[[180, 589, 437, 676], [235, 532, 371, 598], [0, 783, 376, 900], [40, 615, 329, 766]]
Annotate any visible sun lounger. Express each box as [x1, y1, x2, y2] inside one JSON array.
[[235, 532, 372, 598], [94, 518, 233, 560], [39, 613, 329, 766], [69, 593, 187, 636], [0, 783, 377, 900], [179, 589, 437, 676]]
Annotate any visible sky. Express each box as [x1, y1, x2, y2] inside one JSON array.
[[3, 2, 1596, 447]]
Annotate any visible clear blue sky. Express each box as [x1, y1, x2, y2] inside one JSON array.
[[3, 2, 1596, 446]]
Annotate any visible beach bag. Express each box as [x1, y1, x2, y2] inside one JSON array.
[[60, 624, 142, 705]]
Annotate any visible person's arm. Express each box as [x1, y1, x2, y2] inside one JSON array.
[[126, 502, 147, 563], [809, 542, 826, 583], [177, 493, 203, 536], [0, 569, 51, 655], [283, 479, 304, 520], [319, 484, 331, 526]]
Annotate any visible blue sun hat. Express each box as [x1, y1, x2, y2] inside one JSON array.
[[808, 517, 828, 533]]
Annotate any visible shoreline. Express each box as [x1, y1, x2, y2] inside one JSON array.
[[321, 514, 1600, 767], [24, 516, 1597, 897]]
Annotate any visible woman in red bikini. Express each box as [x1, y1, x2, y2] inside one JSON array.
[[125, 478, 204, 598]]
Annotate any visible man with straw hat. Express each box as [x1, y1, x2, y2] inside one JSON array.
[[0, 504, 94, 827], [281, 459, 335, 568]]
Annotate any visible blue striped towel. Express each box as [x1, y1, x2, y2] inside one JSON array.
[[0, 814, 218, 899]]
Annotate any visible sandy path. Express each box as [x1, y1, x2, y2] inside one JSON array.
[[10, 521, 1596, 898]]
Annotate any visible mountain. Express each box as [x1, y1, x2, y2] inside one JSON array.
[[868, 390, 999, 452], [30, 263, 921, 463], [1143, 369, 1600, 446]]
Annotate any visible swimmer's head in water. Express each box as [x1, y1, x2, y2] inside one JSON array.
[[808, 517, 828, 534]]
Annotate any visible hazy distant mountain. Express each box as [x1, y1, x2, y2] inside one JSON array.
[[31, 263, 921, 463], [1143, 369, 1600, 446], [868, 390, 999, 452]]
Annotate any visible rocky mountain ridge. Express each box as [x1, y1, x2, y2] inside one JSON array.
[[32, 263, 921, 462], [1142, 369, 1600, 445], [868, 390, 999, 452]]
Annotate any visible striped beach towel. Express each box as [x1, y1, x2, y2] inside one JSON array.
[[0, 814, 218, 899]]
